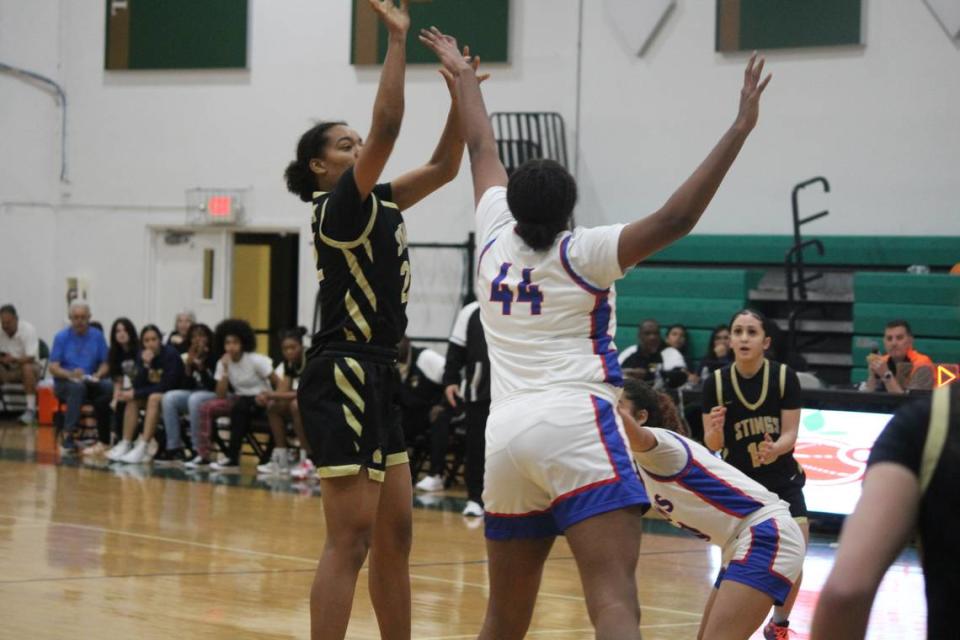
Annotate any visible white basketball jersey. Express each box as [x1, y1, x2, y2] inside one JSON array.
[[475, 186, 626, 406], [634, 428, 787, 545]]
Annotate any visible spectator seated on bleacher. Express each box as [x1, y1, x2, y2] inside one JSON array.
[[0, 304, 41, 424], [861, 319, 933, 394], [206, 319, 278, 472], [110, 324, 184, 464], [84, 318, 138, 457], [155, 323, 217, 466], [619, 319, 687, 389], [166, 310, 195, 355], [49, 301, 113, 452], [256, 327, 312, 478], [394, 336, 446, 487], [698, 324, 733, 378]]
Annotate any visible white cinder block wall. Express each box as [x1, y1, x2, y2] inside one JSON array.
[[2, 0, 958, 343]]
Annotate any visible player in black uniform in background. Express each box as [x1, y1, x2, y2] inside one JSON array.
[[702, 309, 807, 640], [811, 384, 960, 640], [282, 2, 485, 638]]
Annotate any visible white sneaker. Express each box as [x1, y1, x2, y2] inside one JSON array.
[[119, 439, 150, 464], [183, 455, 210, 469], [18, 409, 36, 425], [415, 474, 445, 492], [289, 458, 317, 479], [106, 440, 132, 461], [147, 439, 159, 458], [210, 458, 240, 473], [462, 500, 484, 517], [257, 449, 290, 475]]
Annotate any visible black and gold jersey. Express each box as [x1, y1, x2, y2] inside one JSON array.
[[701, 359, 803, 487], [309, 167, 410, 360]]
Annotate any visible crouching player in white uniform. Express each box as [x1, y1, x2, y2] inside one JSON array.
[[420, 25, 774, 640], [619, 378, 805, 640]]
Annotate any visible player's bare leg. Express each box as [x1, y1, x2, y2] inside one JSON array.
[[700, 581, 775, 640], [368, 462, 413, 640], [565, 507, 645, 640], [311, 472, 383, 640], [478, 536, 555, 640]]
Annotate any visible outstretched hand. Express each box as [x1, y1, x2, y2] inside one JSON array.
[[419, 26, 473, 77], [734, 52, 772, 132], [438, 45, 490, 98], [369, 0, 409, 36]]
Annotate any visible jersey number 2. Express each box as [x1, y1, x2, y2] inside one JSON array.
[[491, 263, 543, 315]]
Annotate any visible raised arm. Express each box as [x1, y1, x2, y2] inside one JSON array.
[[810, 463, 919, 639], [617, 54, 772, 271], [353, 0, 410, 201], [419, 27, 508, 205], [391, 49, 490, 210]]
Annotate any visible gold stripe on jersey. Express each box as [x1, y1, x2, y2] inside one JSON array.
[[342, 404, 363, 438], [343, 248, 377, 311], [362, 239, 373, 262], [334, 363, 365, 414], [731, 359, 770, 412], [344, 357, 365, 385], [344, 327, 357, 342], [317, 195, 379, 250], [344, 290, 372, 341], [318, 463, 362, 478], [385, 451, 409, 466], [921, 386, 951, 493], [381, 199, 399, 209]]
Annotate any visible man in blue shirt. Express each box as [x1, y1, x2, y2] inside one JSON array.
[[49, 301, 112, 451]]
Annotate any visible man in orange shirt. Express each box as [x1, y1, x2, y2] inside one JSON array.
[[862, 320, 933, 394]]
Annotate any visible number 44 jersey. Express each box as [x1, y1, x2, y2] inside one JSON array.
[[475, 186, 627, 407]]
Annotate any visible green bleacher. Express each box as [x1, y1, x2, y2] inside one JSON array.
[[646, 235, 958, 268], [614, 267, 763, 359], [850, 272, 960, 384]]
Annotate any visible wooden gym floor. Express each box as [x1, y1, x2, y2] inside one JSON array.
[[0, 421, 926, 639]]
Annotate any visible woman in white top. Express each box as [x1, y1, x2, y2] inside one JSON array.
[[191, 319, 277, 470], [421, 26, 772, 640]]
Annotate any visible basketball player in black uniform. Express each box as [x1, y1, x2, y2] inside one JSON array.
[[702, 309, 807, 640], [282, 2, 483, 638], [811, 383, 960, 639]]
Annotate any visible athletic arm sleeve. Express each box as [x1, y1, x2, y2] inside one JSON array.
[[867, 399, 930, 476], [566, 224, 628, 291]]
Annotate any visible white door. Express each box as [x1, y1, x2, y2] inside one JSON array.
[[147, 229, 230, 333]]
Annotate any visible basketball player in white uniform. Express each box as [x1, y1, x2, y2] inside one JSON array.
[[420, 27, 772, 639], [620, 378, 805, 640]]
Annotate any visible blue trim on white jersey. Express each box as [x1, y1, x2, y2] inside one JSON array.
[[715, 518, 794, 605], [484, 510, 559, 540], [483, 396, 649, 540], [647, 433, 765, 518], [477, 236, 498, 276], [558, 235, 623, 387]]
